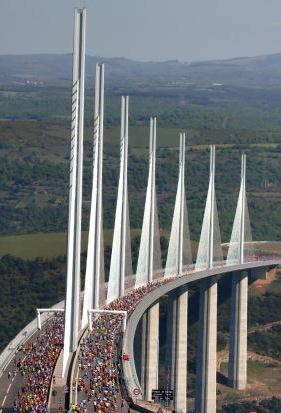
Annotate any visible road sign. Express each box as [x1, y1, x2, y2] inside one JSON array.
[[133, 388, 141, 396], [152, 389, 174, 401]]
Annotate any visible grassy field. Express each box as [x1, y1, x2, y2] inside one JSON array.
[[0, 231, 97, 259], [0, 232, 83, 259], [0, 228, 175, 259], [218, 360, 281, 406], [0, 229, 147, 259]]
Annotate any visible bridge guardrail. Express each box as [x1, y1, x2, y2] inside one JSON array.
[[122, 257, 281, 401], [0, 299, 64, 379]]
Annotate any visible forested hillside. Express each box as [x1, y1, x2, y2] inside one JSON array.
[[0, 121, 280, 244], [3, 52, 281, 87], [0, 52, 281, 410]]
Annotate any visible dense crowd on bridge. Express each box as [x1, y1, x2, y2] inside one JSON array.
[[9, 252, 273, 412], [73, 276, 174, 413], [9, 275, 175, 413], [12, 316, 64, 413]]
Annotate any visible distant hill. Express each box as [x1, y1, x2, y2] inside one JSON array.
[[1, 52, 281, 88]]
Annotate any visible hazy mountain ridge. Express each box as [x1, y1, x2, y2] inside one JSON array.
[[1, 52, 281, 87]]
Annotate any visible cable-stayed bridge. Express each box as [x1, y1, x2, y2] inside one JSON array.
[[0, 8, 281, 413]]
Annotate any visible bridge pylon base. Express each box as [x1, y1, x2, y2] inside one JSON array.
[[141, 303, 159, 401], [228, 271, 248, 390], [195, 277, 217, 413]]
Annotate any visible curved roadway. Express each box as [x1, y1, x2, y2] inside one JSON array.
[[0, 244, 280, 411], [122, 258, 281, 399]]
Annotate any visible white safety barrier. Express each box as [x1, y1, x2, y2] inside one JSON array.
[[0, 300, 64, 378], [36, 308, 65, 330], [88, 309, 127, 333]]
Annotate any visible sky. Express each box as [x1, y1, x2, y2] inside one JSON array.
[[2, 0, 281, 62]]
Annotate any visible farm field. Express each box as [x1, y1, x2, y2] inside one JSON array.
[[0, 230, 127, 259]]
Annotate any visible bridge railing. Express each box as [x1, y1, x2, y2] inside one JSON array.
[[0, 299, 64, 379]]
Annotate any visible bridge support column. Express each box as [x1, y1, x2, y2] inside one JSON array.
[[174, 291, 188, 413], [166, 290, 188, 413], [196, 277, 217, 413], [140, 312, 147, 391], [141, 303, 159, 401], [166, 295, 177, 388], [228, 271, 248, 390]]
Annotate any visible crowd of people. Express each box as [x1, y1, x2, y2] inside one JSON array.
[[12, 315, 64, 413], [6, 249, 274, 412], [73, 275, 176, 413], [10, 273, 181, 413]]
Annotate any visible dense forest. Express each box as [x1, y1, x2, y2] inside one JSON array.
[[0, 120, 280, 244]]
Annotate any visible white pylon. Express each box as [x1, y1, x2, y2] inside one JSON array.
[[196, 145, 223, 270], [165, 133, 192, 276], [135, 118, 162, 287], [81, 64, 105, 329], [107, 97, 132, 303], [227, 155, 253, 265], [63, 8, 86, 377]]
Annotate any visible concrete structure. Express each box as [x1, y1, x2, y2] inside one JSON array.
[[136, 118, 162, 401], [63, 7, 86, 376], [136, 117, 161, 287], [122, 257, 281, 411], [227, 155, 253, 265], [107, 96, 132, 303], [195, 146, 220, 413], [3, 7, 281, 413], [82, 63, 105, 328], [164, 134, 190, 412], [1, 253, 279, 411], [141, 303, 160, 401], [166, 289, 188, 413], [165, 133, 192, 276], [196, 146, 223, 270], [196, 277, 218, 413], [228, 270, 248, 389], [227, 155, 250, 389]]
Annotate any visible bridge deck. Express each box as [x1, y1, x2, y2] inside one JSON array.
[[0, 246, 280, 413]]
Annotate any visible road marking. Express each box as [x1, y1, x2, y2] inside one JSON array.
[[0, 352, 27, 409]]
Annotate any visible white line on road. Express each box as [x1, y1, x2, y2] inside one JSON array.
[[0, 356, 23, 408]]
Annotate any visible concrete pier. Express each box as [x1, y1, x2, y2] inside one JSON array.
[[140, 312, 147, 392], [196, 277, 217, 413], [228, 271, 248, 389], [174, 291, 188, 413], [166, 290, 188, 413], [141, 303, 159, 401], [166, 295, 177, 388]]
